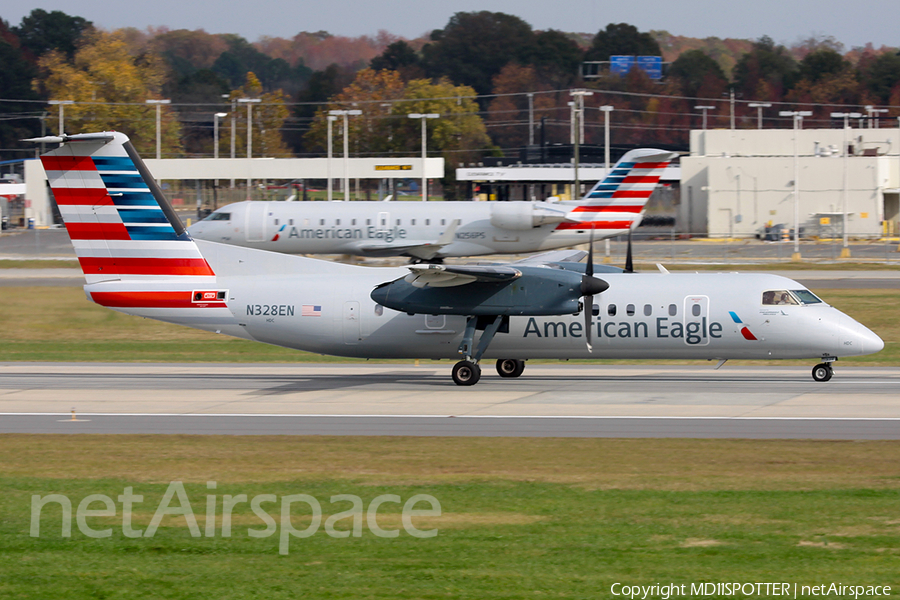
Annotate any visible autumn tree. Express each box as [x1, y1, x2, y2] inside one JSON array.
[[224, 72, 291, 158], [732, 36, 798, 102], [486, 64, 557, 151], [668, 49, 728, 99], [303, 68, 406, 156], [370, 40, 423, 80], [35, 29, 182, 157], [0, 20, 42, 151]]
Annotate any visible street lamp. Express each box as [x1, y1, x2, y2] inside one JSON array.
[[213, 112, 227, 160], [238, 98, 261, 201], [570, 90, 594, 199], [779, 110, 813, 260], [329, 109, 362, 201], [599, 106, 614, 175], [831, 111, 863, 258], [47, 100, 73, 136], [223, 94, 236, 189], [864, 105, 888, 128], [326, 115, 337, 201], [748, 102, 771, 129], [145, 99, 171, 160], [408, 113, 440, 201], [694, 106, 715, 130]]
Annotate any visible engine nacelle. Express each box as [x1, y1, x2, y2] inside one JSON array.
[[489, 202, 567, 231]]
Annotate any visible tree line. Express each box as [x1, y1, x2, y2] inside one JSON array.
[[1, 9, 898, 169]]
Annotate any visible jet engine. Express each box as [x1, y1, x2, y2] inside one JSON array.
[[489, 202, 568, 231]]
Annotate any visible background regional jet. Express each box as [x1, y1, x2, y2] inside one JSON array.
[[33, 132, 882, 385], [187, 149, 676, 260]]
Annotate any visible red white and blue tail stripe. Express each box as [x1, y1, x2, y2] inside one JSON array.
[[29, 132, 234, 322], [37, 132, 215, 285], [558, 148, 677, 231]]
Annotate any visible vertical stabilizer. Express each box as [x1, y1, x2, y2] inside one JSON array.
[[36, 132, 215, 285], [558, 148, 677, 231]]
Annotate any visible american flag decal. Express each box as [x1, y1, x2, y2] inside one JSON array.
[[301, 305, 322, 317]]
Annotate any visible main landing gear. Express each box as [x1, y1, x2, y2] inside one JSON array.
[[451, 315, 524, 386]]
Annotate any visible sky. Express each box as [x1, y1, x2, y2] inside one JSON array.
[[2, 0, 898, 50]]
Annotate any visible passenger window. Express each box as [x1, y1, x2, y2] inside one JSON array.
[[643, 304, 652, 316], [608, 304, 617, 317], [441, 219, 446, 226], [411, 219, 416, 226], [626, 304, 635, 316], [396, 219, 401, 226], [366, 219, 371, 226], [592, 304, 600, 316], [763, 290, 798, 305], [351, 219, 356, 226], [274, 219, 279, 225], [668, 304, 677, 316], [319, 219, 325, 226], [426, 219, 430, 226], [374, 304, 383, 316], [692, 304, 701, 317], [336, 219, 340, 226], [289, 219, 294, 226]]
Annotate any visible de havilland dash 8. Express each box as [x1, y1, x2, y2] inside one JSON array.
[[31, 132, 882, 385], [186, 148, 676, 261]]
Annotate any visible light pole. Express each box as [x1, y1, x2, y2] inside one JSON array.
[[213, 112, 227, 160], [47, 100, 73, 136], [326, 115, 337, 201], [600, 106, 614, 176], [748, 102, 771, 129], [238, 98, 261, 201], [408, 113, 440, 201], [145, 99, 171, 160], [779, 110, 813, 260], [570, 90, 594, 199], [329, 109, 362, 201], [865, 105, 888, 128], [527, 93, 535, 146], [694, 105, 715, 130], [223, 94, 236, 189], [831, 112, 862, 258]]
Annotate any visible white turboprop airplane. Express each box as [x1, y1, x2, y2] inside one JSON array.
[[186, 149, 676, 260], [33, 132, 883, 385]]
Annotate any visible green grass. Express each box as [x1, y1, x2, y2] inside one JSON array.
[[2, 436, 899, 598], [0, 286, 896, 365], [0, 259, 77, 268]]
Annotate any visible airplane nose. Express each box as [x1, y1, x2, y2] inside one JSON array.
[[855, 321, 884, 355]]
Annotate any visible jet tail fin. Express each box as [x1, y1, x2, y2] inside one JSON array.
[[29, 132, 215, 286], [558, 148, 677, 232]]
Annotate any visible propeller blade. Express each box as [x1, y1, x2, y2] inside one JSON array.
[[584, 295, 593, 352], [624, 227, 634, 274], [586, 226, 594, 278]]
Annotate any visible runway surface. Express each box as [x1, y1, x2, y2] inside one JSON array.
[[2, 363, 898, 438]]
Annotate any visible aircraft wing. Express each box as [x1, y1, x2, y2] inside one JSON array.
[[510, 249, 587, 265], [403, 264, 521, 288], [355, 219, 461, 260]]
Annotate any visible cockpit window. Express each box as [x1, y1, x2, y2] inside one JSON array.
[[791, 290, 823, 305], [762, 290, 799, 305], [205, 212, 230, 221]]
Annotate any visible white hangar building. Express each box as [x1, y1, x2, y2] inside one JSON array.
[[681, 127, 900, 238]]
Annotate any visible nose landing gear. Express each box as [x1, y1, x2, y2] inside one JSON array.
[[811, 361, 834, 382]]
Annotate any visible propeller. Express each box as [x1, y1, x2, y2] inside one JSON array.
[[580, 227, 609, 352], [624, 227, 634, 274]]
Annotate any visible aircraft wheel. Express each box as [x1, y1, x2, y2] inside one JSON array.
[[496, 359, 526, 378], [452, 361, 481, 386], [812, 363, 833, 382]]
